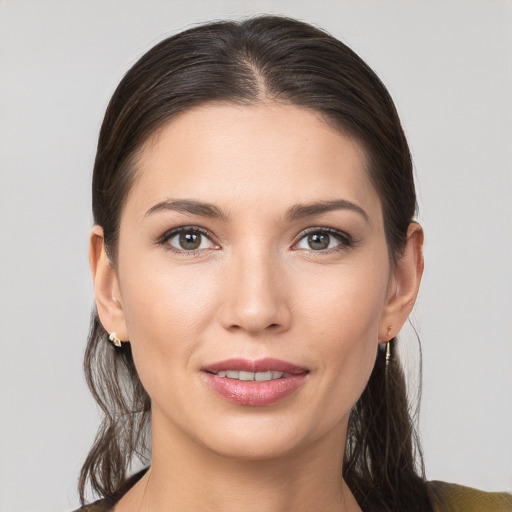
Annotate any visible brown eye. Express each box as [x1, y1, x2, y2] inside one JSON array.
[[179, 231, 202, 250], [165, 229, 216, 252], [295, 229, 351, 252], [308, 233, 330, 250]]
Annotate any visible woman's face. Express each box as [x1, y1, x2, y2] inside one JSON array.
[[101, 103, 403, 460]]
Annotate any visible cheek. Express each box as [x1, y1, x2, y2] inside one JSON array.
[[117, 255, 221, 383], [305, 291, 383, 386], [295, 260, 389, 412], [121, 252, 220, 328], [296, 257, 389, 344]]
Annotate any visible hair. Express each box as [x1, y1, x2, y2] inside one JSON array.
[[80, 15, 431, 512]]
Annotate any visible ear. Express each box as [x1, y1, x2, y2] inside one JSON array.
[[378, 222, 424, 342], [89, 225, 129, 341]]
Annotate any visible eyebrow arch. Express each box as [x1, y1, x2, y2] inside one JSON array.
[[144, 198, 368, 223], [144, 199, 228, 220], [285, 199, 369, 223]]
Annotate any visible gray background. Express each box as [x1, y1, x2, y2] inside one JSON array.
[[0, 1, 510, 511]]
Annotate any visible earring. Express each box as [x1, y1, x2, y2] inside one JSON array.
[[109, 332, 122, 347], [385, 340, 391, 367], [385, 326, 392, 368]]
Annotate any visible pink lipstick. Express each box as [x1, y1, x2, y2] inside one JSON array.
[[201, 358, 308, 406]]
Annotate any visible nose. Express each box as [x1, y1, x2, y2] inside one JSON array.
[[219, 246, 291, 335]]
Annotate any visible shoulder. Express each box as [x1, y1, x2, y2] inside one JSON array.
[[427, 480, 512, 512], [71, 467, 149, 512], [70, 498, 112, 512]]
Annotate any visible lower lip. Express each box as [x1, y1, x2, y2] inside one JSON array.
[[203, 372, 308, 406]]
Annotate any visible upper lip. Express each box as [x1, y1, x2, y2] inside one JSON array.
[[201, 358, 308, 375]]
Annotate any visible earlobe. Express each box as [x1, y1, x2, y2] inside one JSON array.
[[378, 222, 424, 341], [89, 226, 129, 341]]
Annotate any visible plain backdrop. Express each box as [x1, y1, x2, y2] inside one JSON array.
[[0, 1, 511, 511]]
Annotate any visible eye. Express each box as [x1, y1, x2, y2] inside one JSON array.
[[295, 229, 351, 251], [162, 227, 217, 252]]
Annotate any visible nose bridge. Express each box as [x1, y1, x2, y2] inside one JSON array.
[[221, 240, 290, 334]]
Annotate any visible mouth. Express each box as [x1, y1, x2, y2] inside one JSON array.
[[201, 358, 309, 406]]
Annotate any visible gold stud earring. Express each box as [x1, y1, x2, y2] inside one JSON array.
[[109, 332, 122, 347]]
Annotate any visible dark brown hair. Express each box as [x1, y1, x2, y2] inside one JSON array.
[[80, 15, 431, 511]]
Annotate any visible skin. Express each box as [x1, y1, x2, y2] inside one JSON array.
[[90, 103, 424, 512]]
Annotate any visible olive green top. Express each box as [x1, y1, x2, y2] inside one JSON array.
[[74, 481, 512, 511], [427, 480, 512, 511]]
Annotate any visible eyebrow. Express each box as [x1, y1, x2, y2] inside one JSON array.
[[144, 199, 228, 220], [285, 199, 369, 223], [144, 198, 369, 223]]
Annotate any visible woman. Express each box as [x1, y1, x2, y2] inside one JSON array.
[[77, 15, 511, 512]]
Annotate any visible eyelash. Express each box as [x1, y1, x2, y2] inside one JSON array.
[[293, 227, 354, 253], [156, 226, 354, 254], [156, 226, 218, 255]]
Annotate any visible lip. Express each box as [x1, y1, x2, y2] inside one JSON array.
[[201, 358, 309, 406], [202, 357, 307, 375]]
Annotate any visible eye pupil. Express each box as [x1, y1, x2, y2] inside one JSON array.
[[179, 232, 201, 250], [308, 233, 330, 250]]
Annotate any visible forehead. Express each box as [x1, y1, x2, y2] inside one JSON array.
[[126, 102, 382, 221]]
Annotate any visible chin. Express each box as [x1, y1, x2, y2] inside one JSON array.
[[190, 409, 344, 463], [201, 430, 307, 462]]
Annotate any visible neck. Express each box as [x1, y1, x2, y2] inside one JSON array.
[[119, 412, 361, 512]]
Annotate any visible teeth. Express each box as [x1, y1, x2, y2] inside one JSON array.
[[255, 371, 272, 381], [215, 370, 285, 381]]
